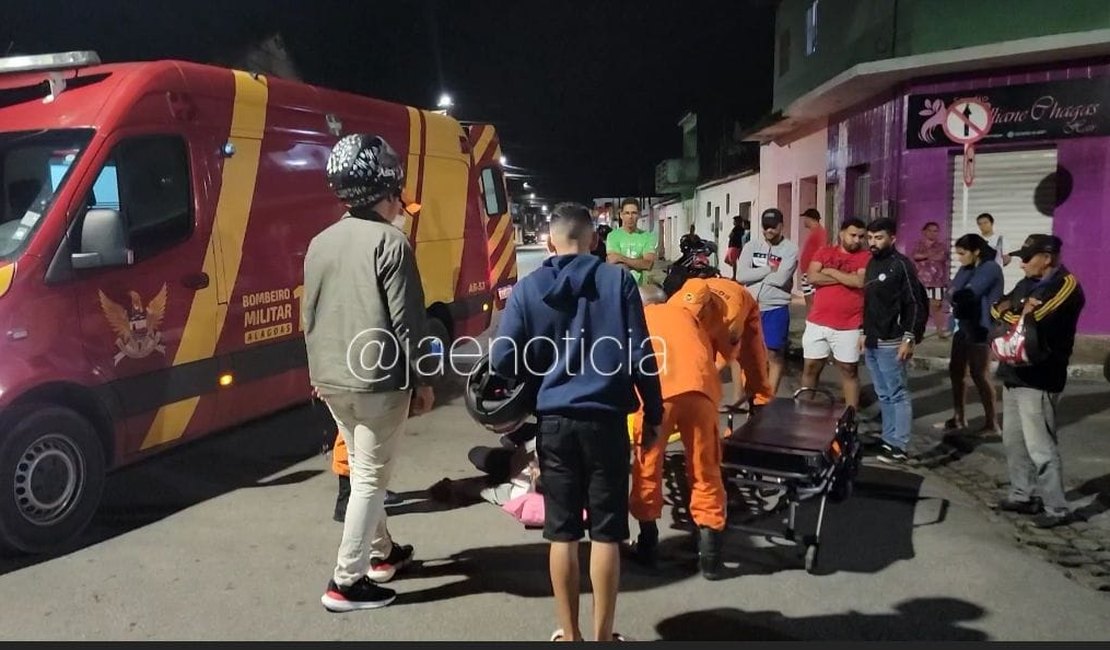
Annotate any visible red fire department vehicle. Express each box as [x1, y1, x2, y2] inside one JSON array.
[[0, 51, 517, 552]]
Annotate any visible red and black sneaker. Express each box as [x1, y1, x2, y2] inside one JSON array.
[[320, 576, 396, 612], [366, 543, 414, 583]]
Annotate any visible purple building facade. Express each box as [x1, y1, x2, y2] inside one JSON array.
[[826, 58, 1110, 334]]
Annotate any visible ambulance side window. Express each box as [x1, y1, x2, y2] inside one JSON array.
[[479, 167, 508, 217], [85, 136, 192, 261]]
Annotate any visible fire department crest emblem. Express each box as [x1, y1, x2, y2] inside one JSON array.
[[98, 284, 168, 365]]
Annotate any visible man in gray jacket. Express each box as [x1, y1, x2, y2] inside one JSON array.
[[305, 134, 435, 613], [736, 207, 799, 396]]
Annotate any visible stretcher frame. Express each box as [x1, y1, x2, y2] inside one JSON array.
[[720, 388, 862, 574]]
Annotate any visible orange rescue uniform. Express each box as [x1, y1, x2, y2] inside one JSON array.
[[705, 277, 774, 406], [332, 432, 350, 476], [630, 283, 730, 532]]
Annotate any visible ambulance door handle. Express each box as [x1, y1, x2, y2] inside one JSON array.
[[181, 272, 210, 290]]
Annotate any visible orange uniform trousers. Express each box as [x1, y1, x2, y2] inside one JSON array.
[[332, 431, 349, 476], [630, 391, 726, 532]]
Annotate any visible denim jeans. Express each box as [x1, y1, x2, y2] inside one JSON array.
[[1002, 387, 1068, 515], [864, 346, 914, 451]]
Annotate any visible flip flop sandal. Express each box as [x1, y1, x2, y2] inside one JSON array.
[[550, 629, 566, 642], [612, 633, 631, 641]]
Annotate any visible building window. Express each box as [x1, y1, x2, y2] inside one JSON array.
[[706, 201, 712, 218], [738, 202, 752, 222], [726, 193, 731, 213], [805, 0, 819, 56], [778, 29, 791, 76], [849, 165, 871, 218]]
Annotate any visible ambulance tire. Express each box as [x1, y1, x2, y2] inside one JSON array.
[[0, 404, 106, 554]]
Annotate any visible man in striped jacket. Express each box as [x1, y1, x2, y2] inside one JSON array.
[[991, 234, 1085, 529]]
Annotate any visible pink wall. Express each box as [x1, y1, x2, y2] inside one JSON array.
[[759, 127, 829, 245]]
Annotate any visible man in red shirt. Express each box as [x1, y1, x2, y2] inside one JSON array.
[[800, 218, 870, 407], [799, 208, 828, 310]]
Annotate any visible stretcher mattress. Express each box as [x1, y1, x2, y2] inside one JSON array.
[[722, 398, 850, 477]]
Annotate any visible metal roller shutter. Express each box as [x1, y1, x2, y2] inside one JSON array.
[[950, 149, 1057, 292]]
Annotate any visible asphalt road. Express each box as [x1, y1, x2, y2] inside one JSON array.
[[0, 246, 1107, 641]]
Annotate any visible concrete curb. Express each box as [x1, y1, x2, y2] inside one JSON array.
[[910, 356, 1106, 381]]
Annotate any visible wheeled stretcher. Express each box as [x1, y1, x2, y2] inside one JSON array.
[[720, 388, 862, 573]]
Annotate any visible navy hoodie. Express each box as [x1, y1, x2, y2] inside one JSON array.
[[491, 254, 664, 426]]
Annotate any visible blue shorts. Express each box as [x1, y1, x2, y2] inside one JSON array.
[[760, 306, 791, 352]]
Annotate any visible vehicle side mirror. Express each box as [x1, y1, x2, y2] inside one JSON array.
[[71, 208, 133, 269]]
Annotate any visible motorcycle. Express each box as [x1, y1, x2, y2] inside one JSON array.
[[662, 236, 720, 297]]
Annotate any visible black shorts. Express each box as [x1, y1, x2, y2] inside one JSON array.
[[536, 414, 630, 543]]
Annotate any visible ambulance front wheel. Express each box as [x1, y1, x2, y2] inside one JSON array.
[[0, 404, 106, 554]]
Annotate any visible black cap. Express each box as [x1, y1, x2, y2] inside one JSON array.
[[1009, 234, 1062, 262], [761, 208, 784, 228]]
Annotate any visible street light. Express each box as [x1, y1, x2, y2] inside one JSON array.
[[542, 204, 549, 212], [437, 92, 454, 110], [523, 182, 532, 189], [499, 155, 507, 166], [530, 193, 536, 200]]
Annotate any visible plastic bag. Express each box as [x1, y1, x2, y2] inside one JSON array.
[[990, 317, 1031, 366]]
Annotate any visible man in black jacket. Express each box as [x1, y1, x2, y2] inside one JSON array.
[[862, 218, 921, 465], [990, 235, 1085, 529]]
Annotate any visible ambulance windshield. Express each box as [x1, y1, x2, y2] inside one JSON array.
[[0, 129, 95, 260]]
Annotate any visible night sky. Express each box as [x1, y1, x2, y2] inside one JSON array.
[[2, 0, 774, 202]]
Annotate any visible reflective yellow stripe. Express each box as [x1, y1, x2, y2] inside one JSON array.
[[400, 107, 423, 239], [492, 236, 515, 283], [472, 125, 494, 164], [142, 70, 269, 450], [0, 263, 14, 298], [488, 217, 508, 252], [413, 111, 468, 304]]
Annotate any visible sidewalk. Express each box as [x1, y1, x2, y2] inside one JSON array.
[[786, 302, 1109, 381], [889, 372, 1110, 592]]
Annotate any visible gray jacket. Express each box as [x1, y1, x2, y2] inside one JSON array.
[[735, 237, 799, 310], [303, 212, 431, 394]]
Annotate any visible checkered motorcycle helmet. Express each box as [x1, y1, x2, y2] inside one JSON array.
[[326, 134, 405, 208]]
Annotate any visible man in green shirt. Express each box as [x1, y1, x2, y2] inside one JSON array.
[[606, 198, 657, 285]]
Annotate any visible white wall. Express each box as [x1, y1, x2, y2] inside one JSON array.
[[653, 200, 688, 261], [693, 173, 760, 245]]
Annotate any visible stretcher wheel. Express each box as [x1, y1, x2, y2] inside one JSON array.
[[804, 544, 819, 574]]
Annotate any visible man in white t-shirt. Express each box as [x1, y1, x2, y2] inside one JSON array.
[[977, 213, 1012, 267]]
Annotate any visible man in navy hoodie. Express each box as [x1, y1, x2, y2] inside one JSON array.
[[491, 202, 664, 642]]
